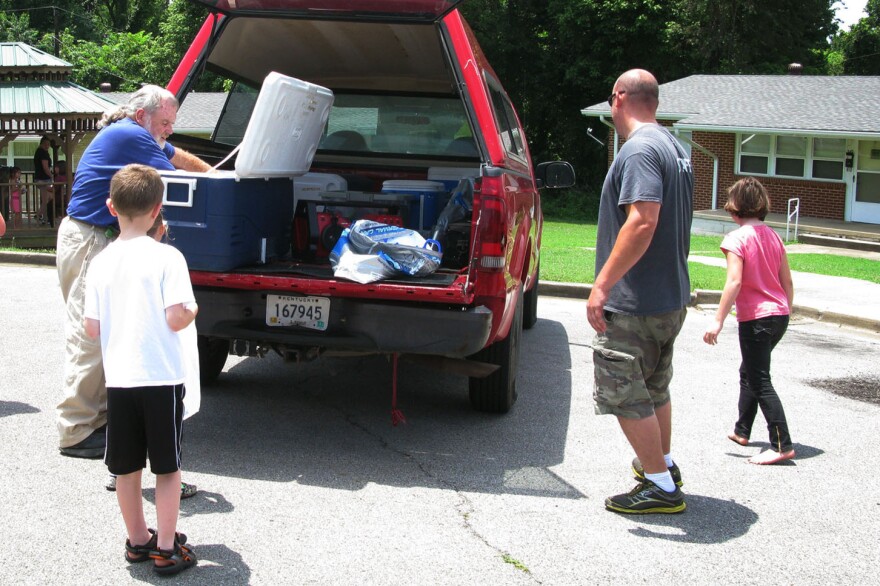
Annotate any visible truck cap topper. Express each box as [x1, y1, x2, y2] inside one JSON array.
[[188, 0, 462, 22]]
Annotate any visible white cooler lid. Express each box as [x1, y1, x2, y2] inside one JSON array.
[[234, 72, 334, 178]]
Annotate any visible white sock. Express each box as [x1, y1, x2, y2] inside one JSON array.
[[645, 471, 676, 493], [664, 453, 675, 468]]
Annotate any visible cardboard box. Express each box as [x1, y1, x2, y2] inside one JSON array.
[[161, 170, 294, 272]]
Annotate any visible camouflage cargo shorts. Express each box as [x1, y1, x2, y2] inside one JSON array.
[[591, 308, 687, 419]]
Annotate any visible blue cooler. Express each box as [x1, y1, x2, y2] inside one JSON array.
[[161, 170, 294, 272], [380, 180, 447, 232]]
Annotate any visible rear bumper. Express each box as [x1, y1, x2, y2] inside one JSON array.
[[194, 287, 493, 357]]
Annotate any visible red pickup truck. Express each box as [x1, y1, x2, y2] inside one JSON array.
[[166, 0, 574, 413]]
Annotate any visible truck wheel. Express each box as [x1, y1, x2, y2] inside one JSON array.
[[468, 285, 523, 413], [198, 336, 229, 383], [523, 264, 539, 330]]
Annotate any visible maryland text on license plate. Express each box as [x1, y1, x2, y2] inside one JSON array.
[[266, 294, 329, 330]]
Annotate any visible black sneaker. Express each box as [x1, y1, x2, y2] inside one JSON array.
[[631, 457, 683, 487], [605, 479, 686, 514]]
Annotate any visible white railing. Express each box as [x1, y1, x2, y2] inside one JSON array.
[[786, 198, 800, 242]]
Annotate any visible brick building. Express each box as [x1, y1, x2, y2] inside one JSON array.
[[582, 74, 880, 225]]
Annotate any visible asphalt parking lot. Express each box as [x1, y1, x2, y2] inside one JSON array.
[[1, 262, 879, 585]]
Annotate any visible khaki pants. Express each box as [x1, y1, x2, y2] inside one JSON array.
[[56, 216, 114, 448]]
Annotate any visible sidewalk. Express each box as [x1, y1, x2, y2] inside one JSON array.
[[540, 252, 880, 334], [3, 249, 878, 333]]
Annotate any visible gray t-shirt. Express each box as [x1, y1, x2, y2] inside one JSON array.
[[595, 124, 694, 315]]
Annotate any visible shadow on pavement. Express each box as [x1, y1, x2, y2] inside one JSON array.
[[0, 400, 40, 418], [183, 317, 579, 498], [124, 543, 249, 584], [725, 442, 823, 464], [142, 489, 236, 518], [624, 495, 759, 543]]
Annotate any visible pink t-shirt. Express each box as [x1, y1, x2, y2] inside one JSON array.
[[720, 223, 790, 322]]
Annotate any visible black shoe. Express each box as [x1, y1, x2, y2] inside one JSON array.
[[605, 479, 686, 514], [631, 457, 683, 487], [180, 481, 198, 499], [60, 428, 106, 459]]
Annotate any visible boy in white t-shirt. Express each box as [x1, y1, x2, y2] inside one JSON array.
[[84, 164, 198, 575], [103, 209, 200, 498]]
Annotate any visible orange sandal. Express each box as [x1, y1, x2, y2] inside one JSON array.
[[150, 541, 197, 575], [125, 529, 187, 563]]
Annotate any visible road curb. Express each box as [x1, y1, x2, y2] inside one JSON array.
[[0, 251, 56, 267], [539, 282, 721, 307]]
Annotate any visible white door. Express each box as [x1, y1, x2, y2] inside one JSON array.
[[852, 139, 880, 224]]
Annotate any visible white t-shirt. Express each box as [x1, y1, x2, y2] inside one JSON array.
[[84, 236, 195, 388]]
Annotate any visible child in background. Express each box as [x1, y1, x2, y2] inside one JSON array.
[[10, 167, 22, 229], [703, 177, 796, 465], [0, 166, 6, 235], [104, 210, 199, 498], [84, 164, 198, 575]]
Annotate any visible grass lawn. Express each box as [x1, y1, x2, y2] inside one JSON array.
[[4, 220, 878, 289], [541, 219, 880, 289]]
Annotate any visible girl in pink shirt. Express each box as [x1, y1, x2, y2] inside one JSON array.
[[704, 177, 795, 465]]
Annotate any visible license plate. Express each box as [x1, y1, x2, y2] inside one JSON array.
[[266, 294, 330, 330]]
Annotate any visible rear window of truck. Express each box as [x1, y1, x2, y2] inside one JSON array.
[[211, 84, 477, 160]]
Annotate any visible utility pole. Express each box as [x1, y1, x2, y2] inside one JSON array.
[[53, 6, 60, 56]]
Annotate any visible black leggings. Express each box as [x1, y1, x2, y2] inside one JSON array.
[[735, 315, 793, 452]]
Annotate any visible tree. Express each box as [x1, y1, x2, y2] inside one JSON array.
[[667, 0, 837, 74], [59, 29, 167, 91], [93, 0, 166, 33], [3, 0, 843, 190], [153, 0, 219, 91], [463, 1, 838, 191], [0, 12, 41, 45], [0, 1, 104, 47], [830, 0, 880, 74], [37, 0, 211, 92]]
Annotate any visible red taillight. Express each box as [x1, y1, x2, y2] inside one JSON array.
[[476, 195, 507, 271]]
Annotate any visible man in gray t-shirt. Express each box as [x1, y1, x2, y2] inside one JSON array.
[[588, 69, 694, 515], [596, 124, 693, 314]]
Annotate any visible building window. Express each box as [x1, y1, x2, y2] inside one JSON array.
[[812, 138, 846, 180], [739, 133, 770, 174], [775, 136, 806, 177], [737, 134, 845, 182]]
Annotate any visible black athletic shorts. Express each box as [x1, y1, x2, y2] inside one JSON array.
[[105, 384, 185, 476]]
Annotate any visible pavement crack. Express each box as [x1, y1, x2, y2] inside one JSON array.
[[337, 412, 543, 584]]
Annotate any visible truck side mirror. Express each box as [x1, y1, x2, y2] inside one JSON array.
[[536, 161, 576, 189]]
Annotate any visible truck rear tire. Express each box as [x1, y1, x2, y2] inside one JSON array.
[[198, 336, 229, 383], [468, 286, 523, 413], [523, 264, 539, 330]]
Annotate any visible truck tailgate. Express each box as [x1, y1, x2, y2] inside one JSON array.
[[190, 267, 474, 305]]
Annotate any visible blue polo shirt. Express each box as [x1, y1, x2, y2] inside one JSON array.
[[67, 118, 176, 227]]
